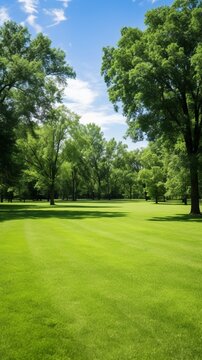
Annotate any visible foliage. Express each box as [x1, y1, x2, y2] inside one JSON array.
[[138, 143, 166, 203], [0, 21, 75, 187], [19, 106, 74, 205], [102, 0, 202, 214], [165, 140, 190, 200]]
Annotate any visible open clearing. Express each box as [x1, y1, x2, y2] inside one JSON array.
[[0, 200, 202, 360]]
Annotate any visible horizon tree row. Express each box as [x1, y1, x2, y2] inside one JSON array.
[[1, 108, 201, 204]]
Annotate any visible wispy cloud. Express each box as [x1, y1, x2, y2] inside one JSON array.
[[63, 78, 98, 113], [44, 8, 67, 27], [57, 0, 71, 8], [0, 6, 10, 25], [26, 14, 42, 32], [132, 0, 159, 3], [18, 0, 42, 32], [80, 110, 125, 127], [63, 78, 125, 127], [18, 0, 38, 14]]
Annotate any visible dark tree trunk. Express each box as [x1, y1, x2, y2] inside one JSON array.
[[155, 195, 158, 204], [0, 193, 3, 203], [183, 195, 187, 205], [72, 171, 77, 201], [50, 194, 55, 205], [49, 183, 55, 205], [98, 178, 101, 200], [189, 155, 200, 214]]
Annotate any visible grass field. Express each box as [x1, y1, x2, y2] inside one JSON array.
[[0, 200, 202, 360]]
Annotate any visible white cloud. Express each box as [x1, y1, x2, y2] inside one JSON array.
[[26, 14, 42, 32], [57, 0, 71, 8], [18, 0, 42, 32], [63, 78, 125, 128], [18, 0, 38, 14], [80, 111, 125, 126], [44, 8, 67, 27], [64, 78, 98, 112], [0, 7, 10, 25]]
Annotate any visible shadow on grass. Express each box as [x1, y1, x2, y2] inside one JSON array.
[[0, 204, 126, 222], [148, 214, 202, 222], [53, 204, 119, 209], [0, 203, 119, 210], [157, 202, 189, 206]]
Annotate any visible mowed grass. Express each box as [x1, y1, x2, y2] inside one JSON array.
[[0, 200, 202, 360]]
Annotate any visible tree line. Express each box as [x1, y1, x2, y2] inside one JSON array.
[[1, 106, 201, 205]]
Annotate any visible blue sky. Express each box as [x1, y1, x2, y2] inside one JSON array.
[[0, 0, 173, 148]]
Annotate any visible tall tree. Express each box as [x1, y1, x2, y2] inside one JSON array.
[[0, 21, 75, 178], [21, 107, 74, 205], [102, 0, 202, 214]]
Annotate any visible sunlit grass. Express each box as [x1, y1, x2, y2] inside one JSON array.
[[0, 200, 202, 360]]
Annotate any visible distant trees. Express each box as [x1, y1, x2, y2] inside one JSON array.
[[165, 140, 190, 204], [138, 143, 166, 203], [20, 107, 74, 205], [102, 0, 202, 214], [2, 103, 199, 203], [18, 110, 196, 204], [62, 123, 143, 201], [14, 115, 144, 202]]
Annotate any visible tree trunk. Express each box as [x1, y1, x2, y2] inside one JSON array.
[[49, 183, 55, 205], [189, 155, 200, 214], [183, 195, 187, 205], [98, 178, 101, 200], [72, 171, 77, 201], [144, 191, 147, 201]]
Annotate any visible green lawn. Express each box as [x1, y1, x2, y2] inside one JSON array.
[[0, 200, 202, 360]]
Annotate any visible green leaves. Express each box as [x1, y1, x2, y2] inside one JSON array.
[[0, 21, 76, 182], [191, 44, 202, 81], [28, 33, 75, 82], [101, 0, 202, 206], [0, 21, 75, 107]]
